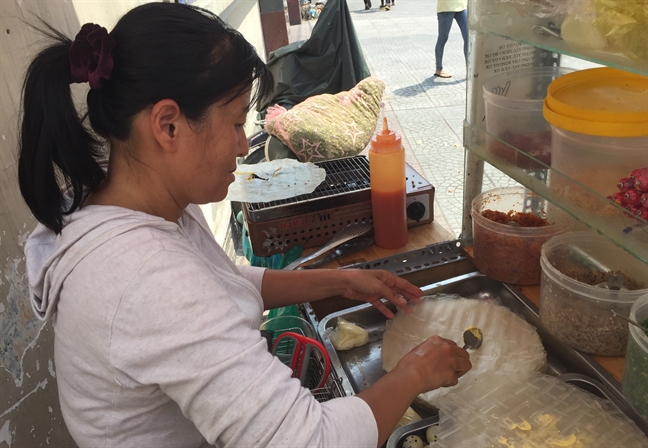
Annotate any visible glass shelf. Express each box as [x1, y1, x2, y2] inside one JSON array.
[[463, 121, 648, 264], [469, 0, 648, 77]]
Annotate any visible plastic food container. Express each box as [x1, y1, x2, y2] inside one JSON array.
[[623, 293, 648, 421], [483, 66, 574, 169], [540, 232, 648, 356], [471, 187, 571, 285], [543, 68, 648, 208]]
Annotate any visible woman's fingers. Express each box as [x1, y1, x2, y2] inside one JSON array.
[[368, 299, 396, 319], [340, 269, 425, 318]]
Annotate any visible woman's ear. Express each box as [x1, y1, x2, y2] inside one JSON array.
[[150, 99, 183, 153]]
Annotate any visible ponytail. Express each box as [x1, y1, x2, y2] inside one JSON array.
[[19, 5, 274, 235], [18, 24, 105, 234]]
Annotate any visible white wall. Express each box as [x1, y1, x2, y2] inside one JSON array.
[[0, 1, 264, 445]]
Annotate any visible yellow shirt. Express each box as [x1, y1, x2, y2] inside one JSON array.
[[437, 0, 467, 12]]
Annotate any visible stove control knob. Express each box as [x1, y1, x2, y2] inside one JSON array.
[[407, 201, 426, 222]]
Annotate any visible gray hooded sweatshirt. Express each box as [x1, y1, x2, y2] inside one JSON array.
[[25, 204, 377, 448]]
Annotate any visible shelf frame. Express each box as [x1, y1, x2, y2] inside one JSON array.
[[462, 122, 648, 263], [461, 1, 648, 264]]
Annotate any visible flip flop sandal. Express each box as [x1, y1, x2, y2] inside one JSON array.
[[434, 70, 452, 78]]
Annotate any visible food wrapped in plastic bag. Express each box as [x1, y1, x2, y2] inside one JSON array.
[[495, 0, 565, 18], [265, 77, 385, 163], [550, 0, 608, 52], [592, 0, 647, 61]]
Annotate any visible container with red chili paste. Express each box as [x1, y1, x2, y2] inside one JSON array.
[[471, 187, 571, 285]]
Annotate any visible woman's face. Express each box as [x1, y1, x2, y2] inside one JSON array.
[[183, 92, 251, 204]]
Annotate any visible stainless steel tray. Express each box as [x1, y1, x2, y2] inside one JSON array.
[[317, 272, 648, 435]]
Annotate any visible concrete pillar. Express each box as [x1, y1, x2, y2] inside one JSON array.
[[286, 0, 302, 26], [259, 0, 289, 58]]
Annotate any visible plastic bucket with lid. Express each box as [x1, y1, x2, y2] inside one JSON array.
[[543, 68, 648, 207], [483, 66, 575, 169], [623, 292, 648, 421], [539, 231, 648, 356], [471, 187, 571, 285]]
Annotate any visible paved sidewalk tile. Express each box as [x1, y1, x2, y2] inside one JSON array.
[[281, 0, 521, 239], [347, 0, 518, 237]]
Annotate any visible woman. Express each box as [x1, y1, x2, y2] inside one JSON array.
[[19, 3, 471, 447], [434, 0, 468, 78]]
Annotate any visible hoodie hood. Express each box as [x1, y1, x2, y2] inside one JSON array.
[[25, 206, 179, 321]]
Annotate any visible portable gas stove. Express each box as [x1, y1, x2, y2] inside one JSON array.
[[243, 155, 434, 256]]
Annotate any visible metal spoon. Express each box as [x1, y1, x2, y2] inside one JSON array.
[[462, 326, 483, 350], [611, 310, 645, 332], [595, 273, 628, 291]]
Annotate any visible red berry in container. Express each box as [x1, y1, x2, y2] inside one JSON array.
[[638, 209, 648, 221], [629, 167, 648, 192], [641, 193, 648, 209], [617, 177, 633, 192], [608, 192, 624, 205], [623, 205, 641, 218], [624, 189, 642, 206]]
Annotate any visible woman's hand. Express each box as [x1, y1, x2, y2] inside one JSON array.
[[394, 335, 472, 391], [358, 335, 471, 447], [260, 268, 422, 316], [337, 269, 423, 319]]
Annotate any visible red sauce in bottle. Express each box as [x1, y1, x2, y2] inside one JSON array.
[[369, 118, 408, 249]]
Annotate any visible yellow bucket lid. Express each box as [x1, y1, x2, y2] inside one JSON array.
[[543, 67, 648, 137]]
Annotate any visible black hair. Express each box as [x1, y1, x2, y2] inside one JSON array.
[[18, 3, 274, 233]]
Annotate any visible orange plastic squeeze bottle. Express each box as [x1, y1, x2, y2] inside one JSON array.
[[369, 117, 408, 249]]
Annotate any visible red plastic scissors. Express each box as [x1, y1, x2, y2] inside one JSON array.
[[271, 332, 331, 390]]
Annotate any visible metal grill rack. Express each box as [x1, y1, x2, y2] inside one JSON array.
[[246, 156, 371, 213], [243, 155, 434, 256]]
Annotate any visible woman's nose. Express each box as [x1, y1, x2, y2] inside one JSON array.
[[237, 130, 249, 157]]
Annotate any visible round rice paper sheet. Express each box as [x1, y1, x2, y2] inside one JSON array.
[[226, 159, 326, 203], [381, 295, 547, 407]]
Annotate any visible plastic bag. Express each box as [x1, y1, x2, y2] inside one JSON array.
[[265, 77, 385, 163], [592, 0, 648, 61], [496, 0, 567, 18], [496, 0, 594, 19]]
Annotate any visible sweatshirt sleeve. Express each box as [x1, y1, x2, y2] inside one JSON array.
[[110, 249, 378, 448], [236, 265, 266, 295]]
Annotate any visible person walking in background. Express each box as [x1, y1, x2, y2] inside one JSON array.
[[434, 0, 468, 78]]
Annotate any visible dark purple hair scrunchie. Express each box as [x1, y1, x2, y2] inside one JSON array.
[[69, 23, 115, 89]]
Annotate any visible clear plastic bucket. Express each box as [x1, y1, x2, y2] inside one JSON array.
[[543, 67, 648, 208], [539, 232, 648, 356], [549, 126, 648, 205], [471, 187, 571, 285], [483, 66, 574, 169], [622, 292, 648, 421]]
